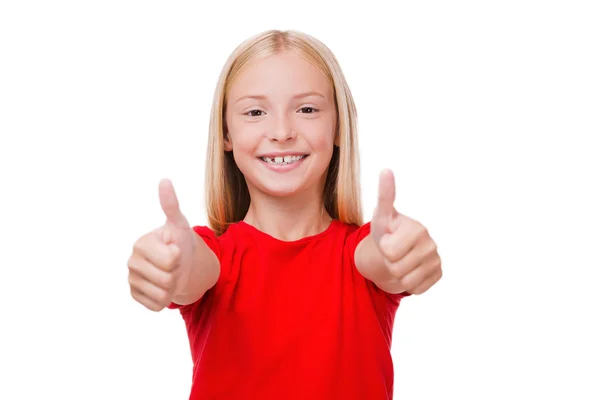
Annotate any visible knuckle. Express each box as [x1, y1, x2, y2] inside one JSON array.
[[170, 244, 181, 258], [394, 279, 409, 293], [428, 257, 441, 274], [156, 292, 171, 307], [128, 271, 141, 288], [166, 258, 180, 272], [397, 258, 409, 274], [167, 252, 178, 266], [162, 274, 176, 289], [388, 262, 403, 278], [411, 221, 426, 237], [147, 303, 162, 312], [157, 296, 171, 311], [381, 246, 394, 261], [381, 242, 400, 261], [133, 233, 154, 254], [400, 274, 418, 291], [161, 260, 174, 272], [127, 257, 139, 272], [412, 286, 425, 295], [132, 238, 143, 252], [130, 288, 141, 301], [427, 242, 438, 256], [398, 276, 409, 288]]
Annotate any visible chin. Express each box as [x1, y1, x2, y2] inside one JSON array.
[[254, 181, 306, 198]]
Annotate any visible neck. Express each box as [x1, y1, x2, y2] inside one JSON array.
[[243, 187, 333, 242]]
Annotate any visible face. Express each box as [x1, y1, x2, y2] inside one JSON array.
[[224, 51, 338, 199]]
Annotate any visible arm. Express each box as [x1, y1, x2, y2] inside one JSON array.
[[171, 232, 220, 306], [355, 232, 405, 294], [357, 169, 442, 296], [355, 222, 442, 296]]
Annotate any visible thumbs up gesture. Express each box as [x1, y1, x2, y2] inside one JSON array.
[[370, 170, 442, 295], [127, 179, 198, 311]]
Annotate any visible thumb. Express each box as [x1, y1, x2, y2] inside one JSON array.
[[159, 179, 189, 228], [375, 169, 396, 220]]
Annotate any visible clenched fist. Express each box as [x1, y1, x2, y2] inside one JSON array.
[[371, 169, 442, 295], [127, 179, 198, 311]]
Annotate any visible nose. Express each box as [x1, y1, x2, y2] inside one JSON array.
[[268, 113, 296, 142]]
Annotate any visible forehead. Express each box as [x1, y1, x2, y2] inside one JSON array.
[[228, 51, 333, 101]]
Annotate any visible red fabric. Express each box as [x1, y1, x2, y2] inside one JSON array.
[[168, 220, 409, 400]]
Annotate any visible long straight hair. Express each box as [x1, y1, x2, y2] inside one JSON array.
[[205, 30, 362, 236]]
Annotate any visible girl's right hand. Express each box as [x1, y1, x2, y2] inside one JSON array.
[[127, 179, 198, 311]]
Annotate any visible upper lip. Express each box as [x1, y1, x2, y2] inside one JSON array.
[[257, 152, 308, 158]]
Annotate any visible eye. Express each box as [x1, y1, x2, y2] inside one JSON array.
[[246, 109, 265, 117], [299, 107, 318, 114]]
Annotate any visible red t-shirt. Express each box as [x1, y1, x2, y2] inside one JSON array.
[[169, 219, 409, 400]]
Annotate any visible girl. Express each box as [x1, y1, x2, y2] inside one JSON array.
[[127, 29, 442, 400]]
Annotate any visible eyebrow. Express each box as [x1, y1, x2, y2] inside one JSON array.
[[234, 91, 327, 104]]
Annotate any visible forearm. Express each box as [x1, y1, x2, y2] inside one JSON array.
[[172, 234, 220, 305], [354, 233, 404, 294]]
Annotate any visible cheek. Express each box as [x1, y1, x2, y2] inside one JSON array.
[[302, 119, 336, 151], [228, 121, 262, 153]]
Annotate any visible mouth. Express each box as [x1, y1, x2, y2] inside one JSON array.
[[257, 154, 309, 166]]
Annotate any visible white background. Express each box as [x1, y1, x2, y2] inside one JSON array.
[[1, 1, 599, 399]]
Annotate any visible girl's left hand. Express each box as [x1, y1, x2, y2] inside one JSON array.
[[370, 169, 443, 295]]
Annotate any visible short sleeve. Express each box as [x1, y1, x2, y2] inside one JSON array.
[[347, 221, 411, 303], [191, 225, 221, 260], [346, 221, 372, 254], [167, 225, 220, 311]]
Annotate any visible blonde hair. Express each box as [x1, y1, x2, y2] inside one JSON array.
[[205, 29, 362, 236]]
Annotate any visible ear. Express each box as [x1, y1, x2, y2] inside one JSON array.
[[224, 131, 233, 151], [223, 111, 233, 151]]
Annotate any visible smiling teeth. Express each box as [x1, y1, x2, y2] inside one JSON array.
[[261, 155, 305, 165]]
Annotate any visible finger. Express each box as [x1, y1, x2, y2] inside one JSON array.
[[128, 255, 176, 291], [393, 256, 440, 294], [375, 169, 396, 220], [389, 214, 403, 231], [159, 179, 188, 228], [384, 246, 420, 278], [130, 287, 165, 312], [379, 229, 416, 263], [133, 236, 180, 272], [129, 272, 171, 307], [153, 225, 174, 245], [162, 225, 172, 244], [409, 263, 442, 295], [383, 224, 435, 263], [385, 245, 439, 279], [149, 243, 180, 273]]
